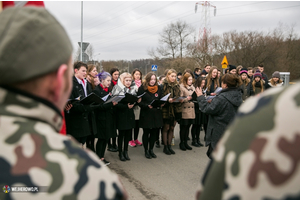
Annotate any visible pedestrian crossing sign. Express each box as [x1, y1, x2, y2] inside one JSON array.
[[151, 65, 157, 71]]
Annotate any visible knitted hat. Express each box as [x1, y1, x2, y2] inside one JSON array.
[[239, 68, 248, 75], [0, 7, 73, 85], [229, 65, 236, 72], [272, 71, 280, 78], [253, 70, 262, 79]]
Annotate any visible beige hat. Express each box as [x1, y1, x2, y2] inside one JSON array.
[[0, 6, 73, 84]]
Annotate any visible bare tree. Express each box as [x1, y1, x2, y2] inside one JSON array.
[[171, 20, 194, 61], [86, 44, 94, 60]]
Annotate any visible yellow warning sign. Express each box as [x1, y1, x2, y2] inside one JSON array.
[[221, 56, 228, 69]]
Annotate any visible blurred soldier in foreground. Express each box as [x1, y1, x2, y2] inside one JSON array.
[[196, 83, 300, 200], [0, 7, 127, 200]]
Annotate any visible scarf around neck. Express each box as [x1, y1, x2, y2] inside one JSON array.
[[148, 85, 158, 94], [135, 80, 142, 88], [100, 84, 108, 92]]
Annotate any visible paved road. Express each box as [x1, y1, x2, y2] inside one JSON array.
[[104, 125, 210, 200]]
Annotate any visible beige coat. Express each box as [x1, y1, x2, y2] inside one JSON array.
[[180, 84, 195, 119]]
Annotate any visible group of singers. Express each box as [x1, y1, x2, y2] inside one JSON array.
[[64, 62, 223, 165]]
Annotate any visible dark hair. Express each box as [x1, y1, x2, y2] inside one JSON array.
[[194, 76, 206, 88], [159, 75, 165, 80], [177, 72, 182, 76], [194, 67, 201, 73], [183, 68, 195, 79], [131, 68, 142, 80], [221, 73, 242, 88], [164, 68, 170, 76], [258, 64, 264, 68], [200, 71, 207, 76], [143, 72, 158, 90], [109, 67, 119, 76], [247, 67, 253, 72], [74, 61, 87, 70]]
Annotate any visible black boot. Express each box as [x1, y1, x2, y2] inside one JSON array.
[[197, 140, 204, 146], [113, 143, 118, 152], [163, 145, 171, 155], [184, 141, 192, 150], [149, 149, 157, 158], [155, 141, 160, 148], [145, 150, 151, 159], [179, 142, 186, 151], [168, 145, 175, 154], [123, 151, 130, 160], [119, 152, 126, 161], [192, 139, 200, 147]]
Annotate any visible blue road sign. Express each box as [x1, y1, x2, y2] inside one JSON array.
[[151, 65, 157, 71]]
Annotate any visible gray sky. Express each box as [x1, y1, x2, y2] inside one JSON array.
[[45, 1, 300, 61]]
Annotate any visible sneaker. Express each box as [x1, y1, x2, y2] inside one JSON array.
[[129, 140, 136, 147], [134, 139, 142, 146], [171, 137, 175, 146], [103, 159, 110, 166]]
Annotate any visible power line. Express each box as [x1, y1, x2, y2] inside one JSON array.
[[84, 1, 179, 40], [70, 2, 150, 37], [217, 4, 300, 17], [218, 1, 267, 10], [94, 4, 300, 50], [81, 1, 273, 45]]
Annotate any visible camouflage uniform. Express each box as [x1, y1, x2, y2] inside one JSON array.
[[197, 82, 300, 200], [0, 86, 124, 200]]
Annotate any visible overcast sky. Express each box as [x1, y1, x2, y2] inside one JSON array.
[[45, 1, 300, 61]]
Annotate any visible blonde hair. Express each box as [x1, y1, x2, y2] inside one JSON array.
[[119, 72, 132, 86], [270, 78, 283, 86], [166, 69, 178, 83], [239, 74, 250, 86]]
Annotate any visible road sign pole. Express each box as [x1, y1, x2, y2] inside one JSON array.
[[80, 1, 83, 61]]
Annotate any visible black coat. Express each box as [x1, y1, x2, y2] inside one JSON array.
[[115, 100, 135, 131], [194, 101, 208, 125], [197, 88, 242, 149], [93, 85, 117, 139], [65, 76, 92, 138], [137, 86, 163, 129]]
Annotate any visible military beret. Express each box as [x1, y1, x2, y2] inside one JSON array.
[[0, 7, 73, 84]]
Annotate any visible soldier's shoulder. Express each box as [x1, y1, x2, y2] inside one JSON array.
[[208, 82, 300, 199], [0, 120, 123, 199]]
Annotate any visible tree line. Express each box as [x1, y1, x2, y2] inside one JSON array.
[[77, 21, 300, 81]]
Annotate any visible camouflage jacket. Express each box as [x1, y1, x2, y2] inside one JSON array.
[[197, 82, 300, 200], [0, 86, 124, 200]]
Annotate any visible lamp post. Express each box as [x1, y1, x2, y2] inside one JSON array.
[[128, 60, 132, 73]]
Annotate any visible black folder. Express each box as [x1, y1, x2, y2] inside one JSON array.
[[149, 93, 171, 107], [79, 92, 105, 105]]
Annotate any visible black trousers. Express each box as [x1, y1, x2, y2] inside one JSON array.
[[131, 120, 140, 141], [142, 128, 159, 151], [179, 124, 191, 142], [74, 136, 87, 145], [86, 135, 95, 152], [96, 139, 107, 159], [118, 129, 132, 152], [191, 123, 208, 141]]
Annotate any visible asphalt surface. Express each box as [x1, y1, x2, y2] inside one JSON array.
[[104, 125, 210, 200]]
